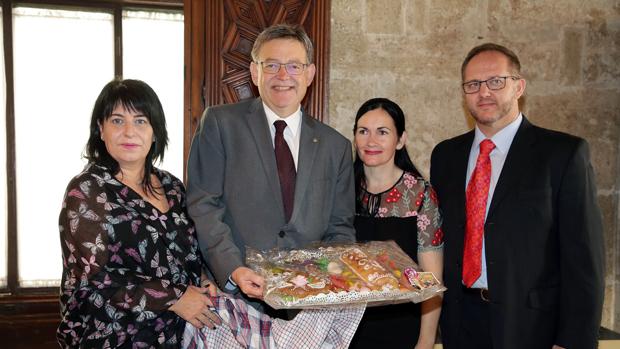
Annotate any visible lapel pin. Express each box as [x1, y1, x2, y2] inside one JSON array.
[[313, 138, 319, 143]]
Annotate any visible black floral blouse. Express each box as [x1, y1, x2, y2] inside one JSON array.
[[357, 172, 444, 251], [57, 163, 202, 348]]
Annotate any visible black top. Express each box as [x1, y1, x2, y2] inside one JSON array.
[[350, 172, 442, 348]]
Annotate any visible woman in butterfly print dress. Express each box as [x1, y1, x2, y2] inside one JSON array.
[[58, 79, 220, 348], [349, 98, 444, 349]]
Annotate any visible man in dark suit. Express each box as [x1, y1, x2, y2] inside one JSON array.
[[431, 43, 604, 349], [186, 24, 355, 305]]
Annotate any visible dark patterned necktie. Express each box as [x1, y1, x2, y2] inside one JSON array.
[[463, 139, 495, 287], [273, 120, 296, 221]]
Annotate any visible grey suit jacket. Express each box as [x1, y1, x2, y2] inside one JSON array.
[[186, 98, 355, 287]]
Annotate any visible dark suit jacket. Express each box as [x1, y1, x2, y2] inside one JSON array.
[[186, 98, 355, 287], [430, 116, 604, 349]]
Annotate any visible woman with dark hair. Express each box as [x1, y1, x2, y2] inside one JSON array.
[[350, 98, 444, 349], [57, 79, 220, 348]]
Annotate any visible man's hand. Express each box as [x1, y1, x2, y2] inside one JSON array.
[[552, 346, 566, 349], [169, 285, 221, 329], [200, 273, 219, 297], [231, 266, 265, 298]]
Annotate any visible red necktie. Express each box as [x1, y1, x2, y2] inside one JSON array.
[[463, 139, 496, 287], [274, 120, 296, 221]]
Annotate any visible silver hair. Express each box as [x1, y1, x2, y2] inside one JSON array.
[[251, 24, 314, 64]]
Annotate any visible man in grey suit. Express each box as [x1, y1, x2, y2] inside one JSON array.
[[186, 24, 355, 304]]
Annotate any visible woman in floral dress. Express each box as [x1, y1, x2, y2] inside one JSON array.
[[57, 79, 220, 348], [349, 98, 444, 349]]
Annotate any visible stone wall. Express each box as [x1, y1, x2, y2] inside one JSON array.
[[329, 0, 620, 330]]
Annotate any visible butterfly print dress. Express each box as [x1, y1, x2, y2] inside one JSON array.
[[57, 163, 202, 348]]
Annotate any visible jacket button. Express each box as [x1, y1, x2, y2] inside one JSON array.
[[278, 231, 285, 238]]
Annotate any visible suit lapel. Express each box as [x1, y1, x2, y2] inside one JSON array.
[[487, 116, 536, 218], [291, 113, 318, 222], [453, 132, 475, 230], [245, 99, 286, 217]]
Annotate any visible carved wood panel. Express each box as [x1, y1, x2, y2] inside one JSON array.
[[219, 0, 313, 104], [184, 0, 331, 172]]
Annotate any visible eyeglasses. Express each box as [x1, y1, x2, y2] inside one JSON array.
[[462, 76, 520, 94], [256, 61, 308, 75]]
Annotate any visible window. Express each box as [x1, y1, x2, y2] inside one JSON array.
[[122, 9, 184, 178], [13, 6, 115, 288], [2, 1, 183, 293]]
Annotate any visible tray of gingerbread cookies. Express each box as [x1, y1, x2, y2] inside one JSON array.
[[246, 240, 446, 309]]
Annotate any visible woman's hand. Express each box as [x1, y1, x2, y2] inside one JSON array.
[[416, 250, 443, 349], [169, 285, 221, 329]]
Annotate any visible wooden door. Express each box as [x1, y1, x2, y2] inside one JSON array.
[[184, 0, 331, 172]]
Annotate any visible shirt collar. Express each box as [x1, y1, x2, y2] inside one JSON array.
[[263, 103, 302, 138], [473, 113, 523, 155]]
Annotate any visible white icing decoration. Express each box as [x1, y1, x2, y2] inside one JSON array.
[[308, 281, 326, 289], [290, 274, 308, 288], [327, 262, 342, 275]]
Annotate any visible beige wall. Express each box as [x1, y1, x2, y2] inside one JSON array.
[[329, 0, 620, 331]]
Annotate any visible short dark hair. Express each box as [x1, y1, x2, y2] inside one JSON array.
[[85, 78, 168, 194], [352, 98, 422, 201], [251, 23, 314, 64], [461, 42, 521, 80]]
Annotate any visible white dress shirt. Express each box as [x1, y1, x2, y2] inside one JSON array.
[[263, 103, 302, 169], [466, 113, 523, 288]]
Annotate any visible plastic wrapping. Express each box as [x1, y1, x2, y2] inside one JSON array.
[[246, 240, 446, 309]]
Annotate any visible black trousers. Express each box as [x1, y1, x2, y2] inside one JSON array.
[[456, 287, 494, 349]]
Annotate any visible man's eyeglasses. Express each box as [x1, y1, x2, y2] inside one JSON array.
[[462, 76, 520, 94], [256, 61, 308, 75]]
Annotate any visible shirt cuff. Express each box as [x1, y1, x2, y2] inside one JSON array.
[[224, 276, 239, 294]]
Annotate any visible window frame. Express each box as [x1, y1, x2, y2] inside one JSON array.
[[0, 0, 182, 316]]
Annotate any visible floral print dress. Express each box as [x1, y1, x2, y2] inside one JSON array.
[[350, 171, 443, 349], [355, 171, 443, 254], [57, 163, 202, 348]]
